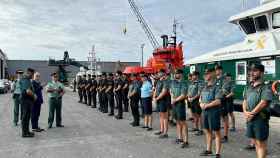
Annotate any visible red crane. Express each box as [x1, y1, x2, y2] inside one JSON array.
[[123, 0, 184, 74]]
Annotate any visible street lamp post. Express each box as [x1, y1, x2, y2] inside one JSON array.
[[141, 44, 145, 67]]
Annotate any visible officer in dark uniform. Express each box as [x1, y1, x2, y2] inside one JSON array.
[[128, 73, 141, 126], [19, 68, 36, 138], [199, 68, 223, 157], [215, 65, 229, 143], [86, 74, 93, 106], [82, 74, 88, 104], [77, 75, 84, 103], [12, 69, 24, 126], [114, 71, 124, 119], [106, 73, 115, 116], [100, 73, 108, 113], [91, 75, 98, 108], [243, 63, 272, 158], [122, 74, 129, 112], [73, 78, 77, 92], [96, 75, 102, 111]]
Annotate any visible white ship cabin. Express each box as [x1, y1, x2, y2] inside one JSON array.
[[187, 0, 280, 65]]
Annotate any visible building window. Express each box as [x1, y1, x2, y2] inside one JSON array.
[[255, 15, 269, 31], [272, 11, 280, 29], [239, 18, 256, 34]]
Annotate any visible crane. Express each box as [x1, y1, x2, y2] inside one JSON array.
[[128, 0, 160, 49]]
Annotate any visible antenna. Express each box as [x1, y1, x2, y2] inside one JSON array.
[[88, 45, 97, 74], [242, 0, 247, 10]]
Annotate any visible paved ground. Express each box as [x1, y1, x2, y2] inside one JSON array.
[[1, 89, 280, 158]]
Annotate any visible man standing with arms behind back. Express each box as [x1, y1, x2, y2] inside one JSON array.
[[12, 69, 24, 127], [243, 63, 272, 158], [20, 68, 36, 138]]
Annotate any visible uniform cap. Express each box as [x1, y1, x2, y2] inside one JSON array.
[[204, 68, 214, 74], [215, 65, 223, 70], [191, 71, 199, 76], [16, 69, 24, 74], [175, 69, 183, 74], [250, 63, 264, 72], [27, 68, 35, 73]]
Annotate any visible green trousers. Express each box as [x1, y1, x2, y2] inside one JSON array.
[[21, 99, 33, 135], [13, 94, 21, 125], [48, 97, 62, 127]]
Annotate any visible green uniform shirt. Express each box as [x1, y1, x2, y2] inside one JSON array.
[[155, 79, 169, 97], [14, 79, 21, 94], [243, 82, 272, 112], [19, 74, 35, 100], [187, 80, 203, 98], [170, 79, 187, 106], [128, 80, 141, 97], [222, 80, 235, 96], [200, 81, 222, 104], [46, 81, 64, 98]]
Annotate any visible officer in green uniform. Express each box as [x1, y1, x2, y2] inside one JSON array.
[[223, 73, 236, 132], [82, 74, 88, 104], [77, 75, 84, 103], [243, 63, 272, 158], [91, 75, 97, 108], [12, 69, 24, 126], [199, 68, 222, 158], [153, 69, 170, 138], [46, 72, 65, 128], [19, 68, 36, 138], [86, 74, 92, 106], [106, 73, 115, 116], [187, 71, 204, 136], [128, 73, 141, 126], [169, 69, 189, 148], [215, 65, 229, 143]]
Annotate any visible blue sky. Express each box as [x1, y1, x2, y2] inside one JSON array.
[[0, 0, 259, 63]]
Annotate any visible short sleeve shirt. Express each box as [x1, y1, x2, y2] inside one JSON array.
[[106, 79, 114, 93], [222, 80, 235, 96], [169, 80, 188, 98], [141, 81, 153, 98], [187, 80, 203, 98], [155, 79, 169, 97], [114, 78, 123, 93], [200, 82, 222, 104], [243, 82, 272, 112], [129, 80, 140, 97], [46, 81, 64, 98]]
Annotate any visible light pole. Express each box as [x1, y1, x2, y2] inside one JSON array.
[[141, 44, 145, 67]]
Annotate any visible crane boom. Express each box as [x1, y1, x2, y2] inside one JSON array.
[[128, 0, 160, 49]]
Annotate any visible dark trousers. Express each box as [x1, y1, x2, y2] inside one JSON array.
[[122, 90, 129, 112], [87, 91, 92, 106], [115, 92, 123, 117], [103, 92, 108, 113], [98, 92, 102, 110], [73, 84, 76, 92], [21, 99, 33, 135], [78, 89, 83, 102], [48, 97, 62, 126], [13, 94, 22, 124], [83, 90, 87, 104], [92, 91, 97, 108], [130, 96, 140, 124], [31, 102, 42, 129], [107, 93, 115, 114]]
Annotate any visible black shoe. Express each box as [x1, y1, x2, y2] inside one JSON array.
[[221, 136, 228, 143], [190, 128, 199, 132], [48, 125, 52, 129], [200, 150, 213, 156], [132, 123, 139, 127], [108, 113, 114, 116], [244, 144, 255, 150], [22, 133, 34, 138], [154, 131, 162, 135], [78, 101, 82, 103], [13, 122, 18, 127], [91, 106, 96, 108], [147, 127, 153, 131], [175, 139, 183, 144], [181, 142, 189, 148], [56, 125, 64, 128], [142, 126, 148, 129], [215, 154, 221, 158], [159, 134, 168, 139], [115, 116, 123, 120], [32, 128, 45, 132], [195, 130, 203, 136]]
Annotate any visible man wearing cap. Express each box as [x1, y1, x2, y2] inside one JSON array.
[[169, 69, 189, 148], [223, 73, 236, 132], [77, 75, 84, 103], [91, 75, 98, 108], [215, 65, 229, 143], [187, 71, 204, 136], [243, 63, 272, 158], [82, 74, 88, 104], [96, 75, 102, 111], [128, 73, 141, 126], [153, 69, 170, 138], [106, 73, 115, 116], [122, 74, 129, 112], [199, 68, 222, 158], [114, 71, 124, 119], [46, 72, 65, 128], [12, 70, 24, 126], [86, 74, 93, 106], [19, 68, 36, 137]]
